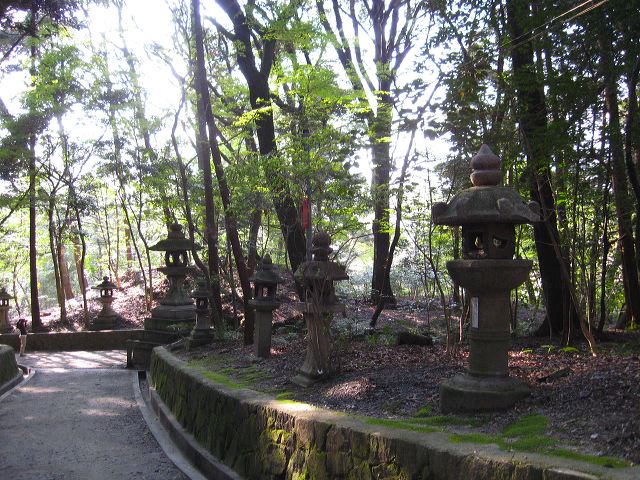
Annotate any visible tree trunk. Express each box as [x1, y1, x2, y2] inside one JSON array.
[[27, 8, 42, 331], [125, 227, 133, 271], [172, 84, 223, 327], [48, 198, 66, 322], [506, 0, 578, 340], [193, 0, 254, 343], [59, 244, 74, 300], [216, 0, 307, 276], [370, 90, 395, 305], [597, 24, 640, 326]]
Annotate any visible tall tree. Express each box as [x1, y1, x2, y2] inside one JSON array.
[[213, 0, 307, 277], [316, 0, 429, 304], [506, 0, 580, 340], [193, 0, 255, 343], [594, 6, 640, 326]]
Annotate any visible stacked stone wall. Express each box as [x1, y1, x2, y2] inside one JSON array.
[[150, 347, 638, 480]]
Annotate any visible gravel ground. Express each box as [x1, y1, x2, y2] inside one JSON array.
[[0, 351, 188, 480]]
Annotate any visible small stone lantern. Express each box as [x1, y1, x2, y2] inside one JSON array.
[[249, 254, 283, 358], [145, 223, 198, 331], [0, 287, 14, 333], [90, 276, 119, 330], [292, 232, 349, 387], [188, 277, 214, 348], [432, 145, 540, 413]]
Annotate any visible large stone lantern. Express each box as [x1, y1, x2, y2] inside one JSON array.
[[249, 254, 283, 358], [432, 144, 540, 412], [292, 232, 348, 387], [90, 276, 119, 330], [188, 277, 214, 348], [0, 287, 14, 333], [145, 223, 198, 332]]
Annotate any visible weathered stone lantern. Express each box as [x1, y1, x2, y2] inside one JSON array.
[[188, 277, 214, 348], [90, 276, 119, 330], [249, 254, 283, 358], [145, 223, 198, 332], [0, 287, 14, 333], [292, 232, 349, 387], [432, 145, 540, 412]]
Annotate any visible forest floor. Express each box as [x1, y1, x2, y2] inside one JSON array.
[[28, 273, 640, 466]]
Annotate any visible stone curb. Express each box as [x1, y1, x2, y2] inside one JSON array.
[[150, 347, 639, 480], [148, 382, 242, 480]]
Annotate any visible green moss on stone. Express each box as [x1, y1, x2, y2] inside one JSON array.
[[449, 433, 503, 447], [363, 417, 439, 433], [503, 414, 548, 437], [547, 448, 631, 468]]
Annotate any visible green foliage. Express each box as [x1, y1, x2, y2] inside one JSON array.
[[502, 414, 548, 437]]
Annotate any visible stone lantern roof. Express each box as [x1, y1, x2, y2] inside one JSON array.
[[294, 232, 349, 285], [0, 287, 13, 301], [92, 276, 117, 291], [249, 254, 283, 287], [149, 223, 201, 252], [432, 145, 540, 226]]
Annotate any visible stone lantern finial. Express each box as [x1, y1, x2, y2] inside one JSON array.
[[470, 144, 502, 187]]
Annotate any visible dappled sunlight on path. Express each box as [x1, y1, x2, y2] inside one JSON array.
[[16, 350, 126, 369]]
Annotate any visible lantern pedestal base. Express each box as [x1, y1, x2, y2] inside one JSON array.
[[188, 327, 214, 348], [291, 307, 340, 387], [144, 304, 196, 332], [0, 307, 12, 333], [440, 373, 529, 413], [89, 314, 118, 331]]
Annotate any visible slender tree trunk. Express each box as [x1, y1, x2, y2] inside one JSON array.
[[171, 86, 223, 326], [247, 204, 262, 275], [598, 25, 640, 326], [27, 8, 42, 331], [506, 0, 578, 340], [125, 226, 133, 271], [59, 244, 74, 300], [71, 192, 89, 321], [193, 0, 254, 343], [370, 89, 395, 305], [216, 0, 307, 276], [370, 126, 416, 326], [12, 258, 21, 317], [47, 198, 66, 322]]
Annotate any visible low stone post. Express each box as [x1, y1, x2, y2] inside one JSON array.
[[0, 287, 14, 333], [188, 277, 215, 348], [432, 145, 540, 412], [249, 255, 282, 358], [90, 276, 119, 330], [292, 233, 348, 387]]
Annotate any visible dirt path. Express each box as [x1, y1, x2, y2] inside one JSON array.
[[0, 351, 188, 480]]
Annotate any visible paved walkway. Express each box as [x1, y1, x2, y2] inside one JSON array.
[[0, 351, 190, 480]]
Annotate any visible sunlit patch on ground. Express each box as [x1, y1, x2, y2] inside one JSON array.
[[16, 350, 126, 369]]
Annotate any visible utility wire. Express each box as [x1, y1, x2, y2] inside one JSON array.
[[504, 0, 610, 53], [506, 0, 602, 46]]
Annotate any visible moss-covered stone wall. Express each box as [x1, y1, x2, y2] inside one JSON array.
[[0, 344, 20, 389], [150, 347, 638, 480]]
